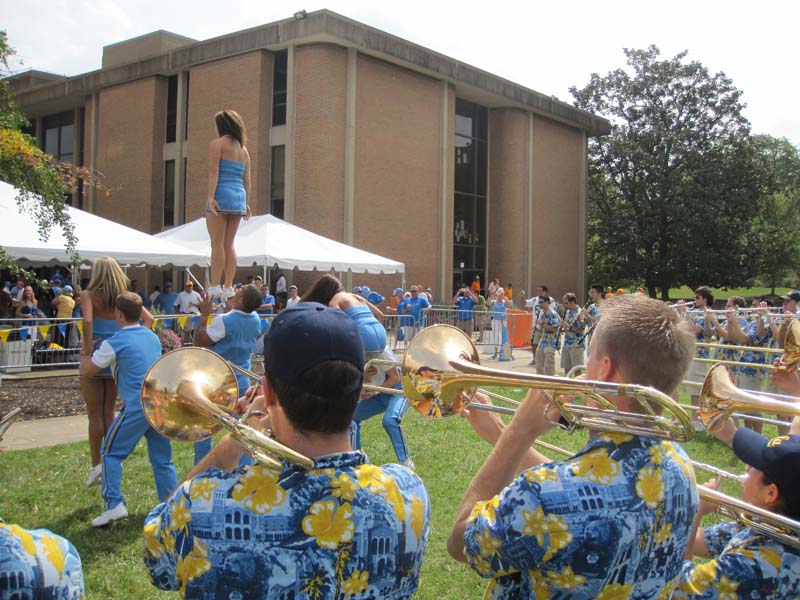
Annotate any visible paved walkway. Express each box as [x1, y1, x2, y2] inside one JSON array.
[[0, 347, 554, 451]]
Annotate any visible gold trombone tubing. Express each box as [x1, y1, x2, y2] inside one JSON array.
[[695, 342, 784, 354]]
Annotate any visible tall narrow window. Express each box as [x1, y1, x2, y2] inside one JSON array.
[[453, 99, 488, 292], [163, 160, 175, 227], [272, 50, 288, 126], [165, 75, 178, 143], [43, 111, 75, 164], [270, 146, 285, 219]]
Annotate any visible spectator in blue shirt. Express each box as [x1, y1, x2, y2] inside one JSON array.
[[402, 286, 431, 341], [152, 281, 178, 314], [257, 284, 276, 315], [453, 286, 477, 338]]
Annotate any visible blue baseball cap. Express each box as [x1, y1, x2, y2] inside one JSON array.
[[353, 286, 362, 294], [361, 285, 371, 295], [264, 303, 364, 387], [62, 285, 73, 293], [733, 429, 800, 504], [393, 288, 404, 296]]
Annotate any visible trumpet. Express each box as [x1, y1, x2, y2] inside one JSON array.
[[141, 347, 313, 470], [365, 325, 695, 441], [533, 439, 800, 549], [698, 362, 800, 430], [692, 319, 800, 372]]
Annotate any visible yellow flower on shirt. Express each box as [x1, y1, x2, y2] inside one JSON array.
[[39, 533, 65, 574], [678, 561, 716, 595], [714, 574, 740, 599], [231, 465, 287, 514], [649, 445, 664, 465], [596, 582, 633, 600], [662, 441, 694, 481], [546, 565, 586, 590], [175, 537, 211, 594], [528, 569, 552, 600], [3, 524, 36, 556], [331, 473, 359, 501], [654, 523, 672, 544], [521, 506, 573, 561], [635, 466, 664, 509], [144, 518, 167, 559], [475, 529, 502, 558], [658, 575, 679, 600], [468, 496, 500, 525], [571, 448, 620, 485], [302, 500, 355, 549], [525, 466, 559, 484], [342, 570, 369, 597], [189, 477, 219, 501], [409, 494, 426, 539], [170, 495, 193, 531], [600, 432, 633, 445], [356, 465, 406, 521]]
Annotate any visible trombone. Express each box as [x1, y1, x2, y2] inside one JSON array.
[[533, 439, 800, 549], [365, 325, 695, 441], [698, 363, 800, 430], [141, 347, 313, 470], [691, 318, 800, 372]]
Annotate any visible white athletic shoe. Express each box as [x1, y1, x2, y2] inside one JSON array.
[[86, 464, 102, 487], [401, 458, 416, 471], [222, 286, 236, 300], [91, 503, 128, 528], [207, 285, 223, 299]]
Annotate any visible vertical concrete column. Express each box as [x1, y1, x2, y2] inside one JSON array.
[[437, 80, 449, 300], [342, 48, 357, 291], [87, 92, 99, 213], [284, 44, 296, 223], [524, 112, 534, 295], [578, 131, 588, 303], [174, 71, 188, 225], [72, 106, 82, 207]]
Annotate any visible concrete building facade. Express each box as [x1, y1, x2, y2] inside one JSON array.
[[9, 10, 609, 302]]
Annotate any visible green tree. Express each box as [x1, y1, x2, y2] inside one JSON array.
[[571, 46, 762, 299], [0, 30, 104, 272]]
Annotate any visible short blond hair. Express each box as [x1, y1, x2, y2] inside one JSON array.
[[592, 295, 695, 394]]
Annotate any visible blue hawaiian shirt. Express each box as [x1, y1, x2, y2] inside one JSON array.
[[463, 433, 699, 600], [717, 317, 747, 371], [538, 309, 561, 350], [144, 451, 430, 599], [562, 307, 586, 349], [691, 314, 711, 360], [0, 519, 84, 599], [675, 522, 800, 599], [737, 318, 772, 377]]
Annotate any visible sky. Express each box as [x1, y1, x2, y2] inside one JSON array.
[[2, 0, 799, 146]]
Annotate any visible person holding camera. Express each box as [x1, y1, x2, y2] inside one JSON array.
[[454, 286, 477, 339]]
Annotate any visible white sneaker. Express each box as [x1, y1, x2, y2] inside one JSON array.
[[86, 464, 102, 487], [222, 286, 236, 300], [91, 503, 128, 527], [401, 458, 416, 471], [207, 285, 223, 299]]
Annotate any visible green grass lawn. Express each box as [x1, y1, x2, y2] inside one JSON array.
[[0, 390, 774, 599], [668, 286, 792, 301]]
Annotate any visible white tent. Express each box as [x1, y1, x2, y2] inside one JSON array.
[[155, 214, 405, 274], [0, 181, 208, 267]]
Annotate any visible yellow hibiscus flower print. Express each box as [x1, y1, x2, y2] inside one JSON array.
[[635, 466, 664, 509], [546, 565, 586, 590], [596, 582, 633, 600], [527, 569, 552, 600], [170, 495, 193, 531], [678, 561, 716, 595], [356, 464, 388, 495], [189, 477, 219, 501], [662, 442, 695, 481], [409, 493, 426, 539], [4, 524, 36, 555], [342, 570, 369, 597], [144, 519, 167, 559], [176, 537, 211, 594], [39, 533, 65, 574], [475, 529, 502, 558], [600, 432, 633, 445], [302, 500, 355, 549], [468, 496, 500, 525], [525, 466, 559, 484], [654, 523, 672, 544], [658, 576, 679, 600], [571, 449, 620, 485], [648, 445, 664, 465], [714, 574, 739, 599], [331, 473, 359, 501], [521, 506, 573, 561], [231, 465, 287, 514]]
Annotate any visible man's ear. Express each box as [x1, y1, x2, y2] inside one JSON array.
[[597, 353, 616, 382], [764, 482, 781, 510], [261, 376, 278, 407]]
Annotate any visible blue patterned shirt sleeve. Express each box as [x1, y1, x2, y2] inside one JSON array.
[[144, 453, 430, 599], [703, 521, 738, 557], [675, 527, 800, 599], [0, 520, 85, 599], [562, 307, 586, 349]]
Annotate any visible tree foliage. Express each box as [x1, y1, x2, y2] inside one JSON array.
[[0, 30, 106, 272], [571, 46, 765, 298]]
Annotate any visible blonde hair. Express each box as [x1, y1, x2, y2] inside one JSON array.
[[87, 257, 129, 311], [592, 295, 695, 395]]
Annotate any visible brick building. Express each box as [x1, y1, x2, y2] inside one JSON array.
[[9, 10, 609, 302]]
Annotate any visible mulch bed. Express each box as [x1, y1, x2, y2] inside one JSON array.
[[1, 375, 87, 420]]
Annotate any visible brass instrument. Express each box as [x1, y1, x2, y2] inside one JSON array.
[[141, 347, 313, 470], [534, 439, 800, 549], [698, 363, 800, 430], [366, 325, 695, 441], [692, 319, 800, 372], [0, 407, 21, 442]]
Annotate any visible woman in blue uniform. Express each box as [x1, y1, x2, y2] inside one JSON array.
[[206, 110, 251, 301]]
